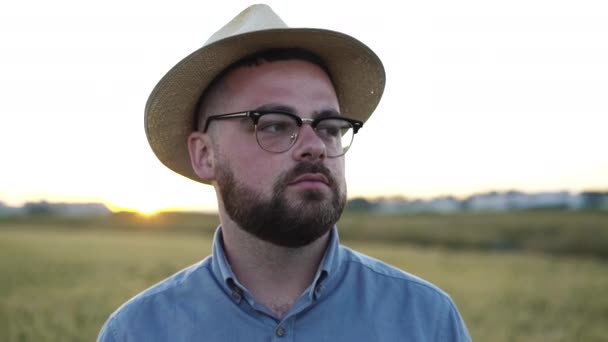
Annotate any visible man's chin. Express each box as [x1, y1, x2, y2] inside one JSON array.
[[284, 185, 331, 202]]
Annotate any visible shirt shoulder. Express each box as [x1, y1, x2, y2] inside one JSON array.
[[336, 245, 471, 341], [98, 257, 216, 341], [341, 245, 450, 298], [122, 256, 212, 306]]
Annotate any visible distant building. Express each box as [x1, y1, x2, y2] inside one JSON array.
[[21, 201, 111, 217], [374, 197, 411, 214], [465, 192, 510, 212], [425, 196, 462, 214], [580, 191, 608, 210], [373, 196, 461, 214], [464, 191, 583, 212], [0, 201, 25, 216], [367, 190, 605, 214]]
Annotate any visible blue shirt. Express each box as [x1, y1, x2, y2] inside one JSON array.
[[98, 227, 471, 341]]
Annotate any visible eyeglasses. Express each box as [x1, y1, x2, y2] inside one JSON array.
[[202, 110, 363, 157]]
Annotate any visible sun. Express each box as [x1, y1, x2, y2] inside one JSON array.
[[136, 206, 159, 216], [102, 183, 218, 215], [106, 201, 164, 216]]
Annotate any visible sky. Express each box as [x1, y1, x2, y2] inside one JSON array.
[[1, 0, 607, 213]]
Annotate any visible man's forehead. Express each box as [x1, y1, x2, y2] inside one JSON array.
[[223, 59, 334, 87], [210, 60, 339, 113]]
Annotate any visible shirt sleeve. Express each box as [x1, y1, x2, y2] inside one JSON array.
[[435, 300, 472, 342], [97, 318, 118, 342]]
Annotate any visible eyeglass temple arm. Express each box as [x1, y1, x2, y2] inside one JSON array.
[[201, 111, 251, 132]]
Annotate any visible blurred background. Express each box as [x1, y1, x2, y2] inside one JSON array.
[[1, 0, 607, 341]]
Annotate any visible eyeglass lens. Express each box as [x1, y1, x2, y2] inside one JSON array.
[[255, 113, 354, 156]]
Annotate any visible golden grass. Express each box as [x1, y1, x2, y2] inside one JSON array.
[[2, 227, 608, 341]]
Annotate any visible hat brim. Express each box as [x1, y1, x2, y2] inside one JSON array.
[[145, 28, 385, 184]]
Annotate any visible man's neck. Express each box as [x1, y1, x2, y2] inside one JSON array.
[[220, 221, 330, 319]]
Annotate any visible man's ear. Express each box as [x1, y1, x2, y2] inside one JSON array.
[[188, 131, 216, 182]]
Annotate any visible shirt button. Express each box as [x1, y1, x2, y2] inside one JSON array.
[[231, 291, 241, 301], [315, 284, 322, 294], [275, 326, 286, 337]]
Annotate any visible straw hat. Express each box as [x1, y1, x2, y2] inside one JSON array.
[[145, 4, 385, 183]]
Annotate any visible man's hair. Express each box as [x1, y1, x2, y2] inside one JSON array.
[[194, 48, 333, 131]]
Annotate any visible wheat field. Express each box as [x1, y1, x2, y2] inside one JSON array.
[[2, 212, 608, 341]]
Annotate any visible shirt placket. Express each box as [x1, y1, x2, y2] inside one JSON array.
[[271, 316, 295, 342], [231, 279, 325, 342]]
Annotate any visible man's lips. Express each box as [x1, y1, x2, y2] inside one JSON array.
[[288, 173, 330, 186]]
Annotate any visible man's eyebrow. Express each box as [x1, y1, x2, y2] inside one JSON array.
[[254, 104, 341, 118], [314, 109, 341, 119], [254, 103, 297, 113]]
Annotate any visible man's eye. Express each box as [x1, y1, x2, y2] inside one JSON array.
[[259, 122, 291, 133], [317, 124, 342, 137]]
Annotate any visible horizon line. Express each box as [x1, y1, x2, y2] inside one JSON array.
[[2, 187, 607, 214]]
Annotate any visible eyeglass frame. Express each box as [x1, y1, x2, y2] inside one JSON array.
[[200, 110, 364, 157]]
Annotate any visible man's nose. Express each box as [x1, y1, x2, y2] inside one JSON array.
[[291, 124, 326, 161]]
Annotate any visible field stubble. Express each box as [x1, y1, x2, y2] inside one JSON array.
[[1, 211, 607, 341]]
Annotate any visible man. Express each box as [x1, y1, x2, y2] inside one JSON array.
[[99, 4, 470, 341]]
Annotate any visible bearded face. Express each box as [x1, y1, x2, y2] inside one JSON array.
[[216, 160, 346, 248]]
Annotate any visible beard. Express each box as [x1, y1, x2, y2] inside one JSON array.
[[216, 160, 346, 248]]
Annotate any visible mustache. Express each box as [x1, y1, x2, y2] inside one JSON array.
[[279, 161, 336, 187]]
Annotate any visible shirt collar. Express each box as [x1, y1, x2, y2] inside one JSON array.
[[211, 227, 237, 289], [210, 226, 343, 298]]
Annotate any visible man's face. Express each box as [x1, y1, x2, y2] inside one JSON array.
[[204, 59, 347, 247]]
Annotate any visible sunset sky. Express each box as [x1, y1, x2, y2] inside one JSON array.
[[1, 0, 606, 213]]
